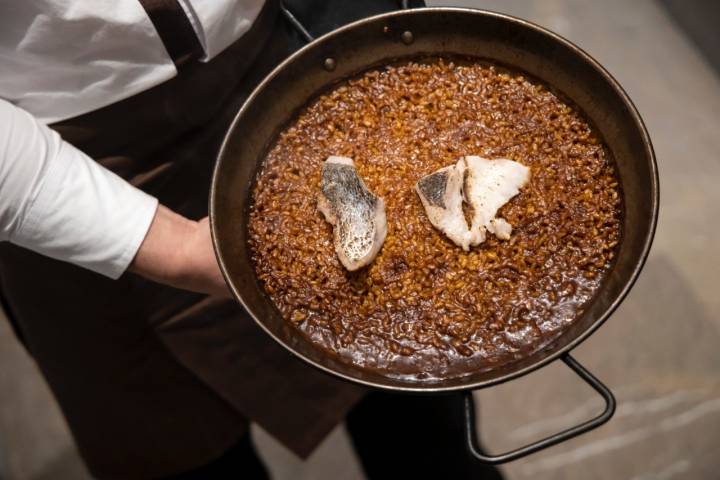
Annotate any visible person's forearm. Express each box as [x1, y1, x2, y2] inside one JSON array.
[[129, 205, 229, 297], [0, 99, 228, 296]]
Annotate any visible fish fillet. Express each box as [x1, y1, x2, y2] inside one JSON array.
[[462, 155, 530, 245], [317, 156, 387, 271], [415, 156, 530, 248], [415, 163, 475, 250]]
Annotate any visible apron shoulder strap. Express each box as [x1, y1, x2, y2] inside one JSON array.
[[138, 0, 204, 68]]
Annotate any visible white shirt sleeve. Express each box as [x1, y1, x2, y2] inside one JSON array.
[[0, 99, 158, 279], [178, 0, 265, 61]]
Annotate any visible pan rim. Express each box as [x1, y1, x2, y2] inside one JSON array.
[[210, 6, 660, 393]]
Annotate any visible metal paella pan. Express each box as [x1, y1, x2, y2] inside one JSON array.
[[210, 7, 659, 463]]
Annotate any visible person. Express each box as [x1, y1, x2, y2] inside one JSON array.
[[0, 1, 503, 478]]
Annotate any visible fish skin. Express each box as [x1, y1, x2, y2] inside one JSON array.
[[415, 162, 474, 251], [318, 156, 387, 271]]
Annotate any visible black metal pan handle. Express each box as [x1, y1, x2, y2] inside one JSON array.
[[464, 353, 616, 464], [280, 3, 314, 43]]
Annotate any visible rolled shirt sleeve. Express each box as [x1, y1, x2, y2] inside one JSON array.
[[178, 0, 265, 61], [0, 99, 158, 279]]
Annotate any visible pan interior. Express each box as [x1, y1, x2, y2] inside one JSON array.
[[211, 8, 657, 392]]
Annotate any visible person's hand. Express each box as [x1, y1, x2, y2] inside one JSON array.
[[129, 205, 230, 297]]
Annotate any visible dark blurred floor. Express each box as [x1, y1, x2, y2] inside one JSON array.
[[1, 0, 719, 479]]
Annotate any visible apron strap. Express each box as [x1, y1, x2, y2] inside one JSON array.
[[137, 0, 204, 67]]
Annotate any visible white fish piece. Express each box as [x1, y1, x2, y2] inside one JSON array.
[[415, 162, 475, 250], [487, 218, 513, 240], [317, 156, 387, 271], [462, 155, 530, 245]]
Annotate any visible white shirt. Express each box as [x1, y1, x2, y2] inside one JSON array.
[[0, 0, 265, 278], [1, 0, 265, 123]]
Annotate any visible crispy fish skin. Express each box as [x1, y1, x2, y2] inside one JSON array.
[[318, 156, 387, 271], [415, 163, 474, 250]]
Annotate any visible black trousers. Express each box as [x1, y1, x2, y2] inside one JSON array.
[[169, 1, 504, 479], [167, 392, 503, 480]]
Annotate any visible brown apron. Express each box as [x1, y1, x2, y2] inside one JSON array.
[[0, 1, 366, 478]]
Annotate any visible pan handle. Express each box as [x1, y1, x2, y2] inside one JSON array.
[[280, 3, 314, 43], [464, 353, 616, 464]]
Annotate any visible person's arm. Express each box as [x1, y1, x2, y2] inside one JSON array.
[[0, 98, 228, 296], [129, 207, 228, 296]]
